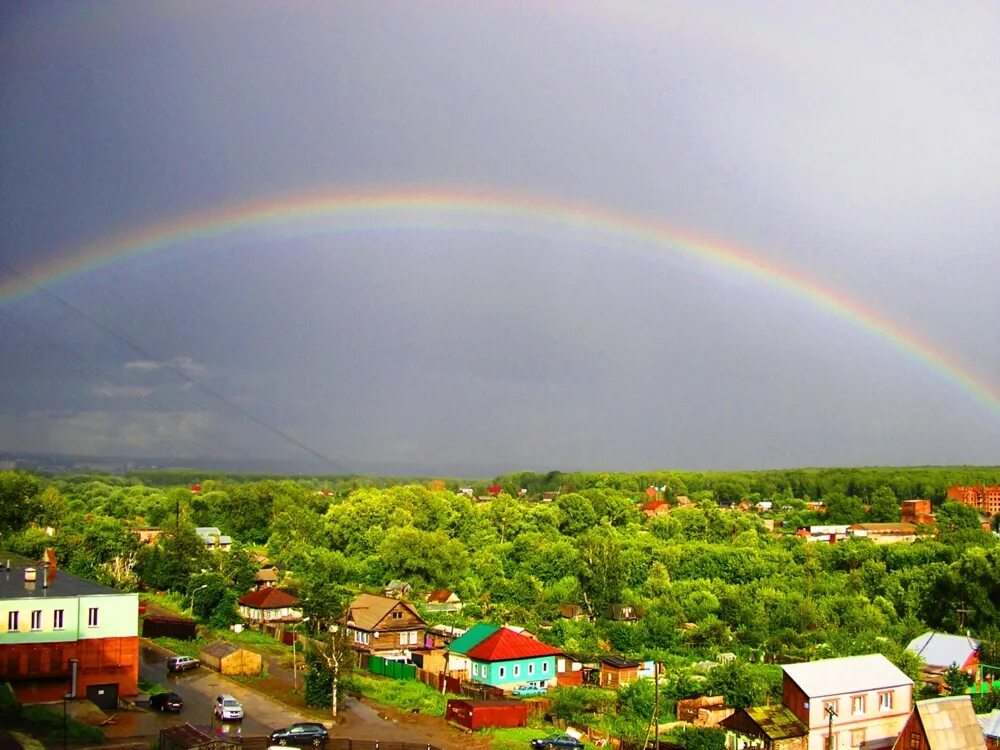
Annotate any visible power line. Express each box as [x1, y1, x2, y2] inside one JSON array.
[[0, 261, 352, 474]]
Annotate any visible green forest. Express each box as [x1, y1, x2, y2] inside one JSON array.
[[2, 465, 1000, 726]]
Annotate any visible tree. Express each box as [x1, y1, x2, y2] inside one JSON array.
[[943, 664, 972, 696], [0, 472, 41, 538], [825, 493, 866, 524], [576, 529, 627, 617], [868, 486, 900, 522], [705, 660, 765, 709]]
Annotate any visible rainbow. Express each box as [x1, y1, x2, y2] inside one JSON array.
[[4, 186, 998, 416]]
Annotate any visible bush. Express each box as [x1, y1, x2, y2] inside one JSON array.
[[18, 705, 104, 741]]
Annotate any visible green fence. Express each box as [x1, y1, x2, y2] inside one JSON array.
[[368, 655, 416, 680]]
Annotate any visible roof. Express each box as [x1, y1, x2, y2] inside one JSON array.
[[720, 705, 808, 740], [385, 579, 410, 590], [907, 632, 981, 669], [448, 624, 501, 655], [466, 627, 561, 662], [238, 587, 300, 608], [850, 523, 918, 532], [159, 723, 217, 749], [642, 500, 668, 512], [979, 710, 1000, 739], [782, 654, 912, 698], [914, 696, 986, 750], [201, 641, 241, 658], [427, 588, 457, 603], [254, 568, 278, 582], [346, 593, 423, 631], [600, 656, 641, 669], [0, 552, 123, 600]]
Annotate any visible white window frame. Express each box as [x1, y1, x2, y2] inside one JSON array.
[[851, 695, 865, 715], [513, 664, 520, 677], [879, 691, 893, 711], [498, 666, 506, 679], [542, 660, 549, 673], [87, 607, 99, 628], [7, 611, 18, 631], [472, 663, 478, 676], [53, 609, 64, 629], [30, 610, 42, 631], [528, 662, 535, 675]]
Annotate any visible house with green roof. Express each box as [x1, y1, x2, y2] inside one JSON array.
[[444, 623, 500, 679], [719, 704, 808, 749], [466, 627, 561, 690]]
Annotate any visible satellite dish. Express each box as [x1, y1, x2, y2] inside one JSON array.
[[374, 631, 380, 638]]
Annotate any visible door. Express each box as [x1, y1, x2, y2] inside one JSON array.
[[86, 683, 118, 710]]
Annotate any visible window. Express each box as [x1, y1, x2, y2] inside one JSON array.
[[353, 630, 370, 645], [392, 611, 403, 619], [542, 661, 549, 673], [53, 609, 64, 629], [30, 610, 41, 631], [513, 665, 520, 677], [851, 695, 865, 715], [399, 630, 418, 646], [498, 666, 506, 679], [472, 663, 479, 676], [87, 607, 99, 627], [7, 611, 18, 631], [822, 733, 839, 750], [878, 691, 893, 711], [528, 662, 535, 675], [823, 699, 840, 718], [851, 729, 866, 747], [908, 732, 921, 749]]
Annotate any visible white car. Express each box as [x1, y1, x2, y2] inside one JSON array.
[[214, 694, 244, 721]]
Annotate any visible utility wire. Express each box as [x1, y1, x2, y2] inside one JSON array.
[[0, 261, 352, 474], [0, 310, 260, 464]]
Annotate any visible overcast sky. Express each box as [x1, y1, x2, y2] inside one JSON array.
[[2, 1, 998, 475]]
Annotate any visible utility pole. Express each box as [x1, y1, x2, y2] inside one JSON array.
[[825, 703, 837, 750], [653, 662, 659, 750]]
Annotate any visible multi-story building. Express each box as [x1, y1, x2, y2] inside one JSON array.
[[0, 552, 138, 708], [946, 486, 1000, 517], [782, 654, 913, 750], [901, 499, 935, 526]]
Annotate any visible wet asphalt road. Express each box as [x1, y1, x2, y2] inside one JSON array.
[[139, 644, 311, 739]]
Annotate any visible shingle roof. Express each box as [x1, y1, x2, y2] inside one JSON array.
[[914, 696, 987, 750], [782, 654, 912, 698], [238, 587, 300, 608], [466, 627, 561, 662], [600, 656, 641, 669], [979, 710, 1000, 739], [346, 593, 422, 631], [907, 632, 981, 669], [448, 624, 500, 655]]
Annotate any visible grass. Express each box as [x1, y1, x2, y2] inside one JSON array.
[[141, 590, 189, 616], [482, 727, 553, 750], [151, 634, 210, 655], [15, 705, 105, 741], [139, 677, 169, 696], [347, 674, 457, 716]]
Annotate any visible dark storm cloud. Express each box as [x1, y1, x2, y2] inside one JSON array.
[[1, 1, 998, 472]]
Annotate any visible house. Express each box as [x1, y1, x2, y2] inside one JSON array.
[[384, 580, 412, 599], [465, 627, 561, 691], [907, 632, 981, 686], [642, 500, 671, 517], [194, 527, 232, 552], [980, 710, 1000, 750], [947, 486, 1000, 517], [132, 527, 162, 546], [603, 604, 641, 622], [891, 696, 986, 750], [237, 588, 302, 625], [445, 623, 500, 678], [253, 566, 279, 590], [558, 604, 586, 620], [427, 624, 466, 648], [901, 500, 935, 526], [719, 705, 808, 749], [425, 589, 463, 613], [806, 525, 850, 543], [345, 593, 426, 657], [199, 641, 262, 676], [0, 551, 138, 708], [848, 523, 919, 544], [676, 695, 736, 727], [599, 656, 642, 688], [781, 653, 913, 750], [554, 653, 585, 686]]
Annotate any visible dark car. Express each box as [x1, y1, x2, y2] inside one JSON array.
[[530, 736, 584, 750], [166, 655, 199, 672], [149, 691, 183, 712], [269, 722, 329, 747]]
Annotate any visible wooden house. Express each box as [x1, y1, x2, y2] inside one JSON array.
[[891, 696, 986, 750], [425, 589, 463, 613], [719, 705, 808, 750], [345, 593, 426, 657], [599, 656, 641, 688], [383, 580, 412, 599], [237, 587, 302, 625]]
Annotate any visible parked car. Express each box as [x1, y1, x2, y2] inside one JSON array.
[[530, 735, 583, 750], [512, 680, 548, 697], [269, 722, 329, 747], [149, 691, 183, 712], [166, 655, 199, 673], [214, 694, 244, 721]]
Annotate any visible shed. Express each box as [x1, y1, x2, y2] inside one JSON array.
[[446, 699, 528, 730], [599, 656, 641, 688], [198, 641, 262, 676], [142, 614, 197, 640]]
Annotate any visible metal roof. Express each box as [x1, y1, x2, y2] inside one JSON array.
[[979, 709, 1000, 739], [0, 552, 120, 600], [782, 654, 912, 698], [907, 631, 981, 669]]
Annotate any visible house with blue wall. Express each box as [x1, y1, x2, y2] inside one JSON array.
[[466, 627, 561, 689]]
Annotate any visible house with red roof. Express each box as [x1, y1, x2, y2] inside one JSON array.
[[237, 588, 302, 625], [466, 627, 562, 691], [642, 500, 670, 517]]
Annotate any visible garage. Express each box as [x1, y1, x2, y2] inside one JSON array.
[[86, 683, 118, 710]]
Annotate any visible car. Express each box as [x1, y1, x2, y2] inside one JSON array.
[[214, 694, 244, 721], [268, 722, 329, 747], [149, 691, 183, 712], [530, 735, 584, 750], [512, 680, 548, 697], [166, 655, 199, 673]]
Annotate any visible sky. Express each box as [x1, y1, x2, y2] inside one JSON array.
[[1, 1, 999, 475]]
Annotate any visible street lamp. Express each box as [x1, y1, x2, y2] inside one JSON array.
[[190, 584, 208, 615]]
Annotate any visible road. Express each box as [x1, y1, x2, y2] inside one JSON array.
[[138, 643, 312, 739]]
